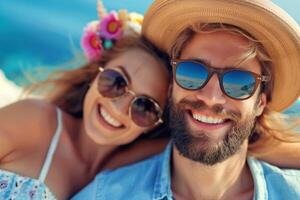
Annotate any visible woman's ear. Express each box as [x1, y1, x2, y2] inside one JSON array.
[[256, 93, 267, 117]]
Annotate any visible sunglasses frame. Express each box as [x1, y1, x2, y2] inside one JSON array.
[[98, 67, 163, 127], [171, 59, 271, 100]]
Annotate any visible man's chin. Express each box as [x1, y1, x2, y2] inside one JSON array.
[[169, 98, 257, 165], [171, 121, 251, 165], [187, 127, 229, 143], [173, 135, 232, 165]]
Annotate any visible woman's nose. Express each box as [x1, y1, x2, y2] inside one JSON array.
[[111, 91, 135, 116]]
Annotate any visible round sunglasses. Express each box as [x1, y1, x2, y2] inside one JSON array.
[[171, 59, 271, 100], [97, 67, 163, 127]]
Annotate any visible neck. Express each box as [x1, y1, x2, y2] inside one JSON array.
[[171, 141, 253, 200], [70, 118, 118, 177]]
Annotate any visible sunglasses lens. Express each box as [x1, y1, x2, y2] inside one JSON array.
[[223, 70, 256, 99], [176, 61, 208, 89], [98, 69, 127, 98], [131, 97, 160, 127]]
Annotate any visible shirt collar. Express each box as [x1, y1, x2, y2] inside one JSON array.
[[153, 142, 173, 200], [247, 157, 268, 200], [151, 143, 267, 200]]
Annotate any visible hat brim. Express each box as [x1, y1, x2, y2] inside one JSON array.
[[142, 0, 300, 111]]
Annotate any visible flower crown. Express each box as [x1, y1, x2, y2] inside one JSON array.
[[81, 0, 143, 62]]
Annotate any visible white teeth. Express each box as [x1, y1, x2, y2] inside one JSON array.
[[100, 107, 122, 127], [192, 113, 224, 124]]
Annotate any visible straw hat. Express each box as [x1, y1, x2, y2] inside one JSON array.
[[142, 0, 300, 112]]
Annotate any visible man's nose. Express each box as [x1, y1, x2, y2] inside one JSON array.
[[194, 74, 226, 107]]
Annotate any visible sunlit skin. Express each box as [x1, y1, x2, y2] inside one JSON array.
[[171, 31, 267, 200], [83, 49, 169, 145]]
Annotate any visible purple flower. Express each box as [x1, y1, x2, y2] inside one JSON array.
[[29, 190, 36, 199], [0, 180, 8, 189], [81, 21, 103, 61], [99, 11, 122, 40]]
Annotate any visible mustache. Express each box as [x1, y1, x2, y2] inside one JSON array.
[[177, 99, 241, 122]]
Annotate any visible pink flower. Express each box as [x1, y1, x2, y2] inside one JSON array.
[[81, 21, 103, 61], [99, 11, 122, 40]]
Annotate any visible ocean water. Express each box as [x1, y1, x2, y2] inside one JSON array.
[[0, 0, 152, 85], [0, 0, 299, 115]]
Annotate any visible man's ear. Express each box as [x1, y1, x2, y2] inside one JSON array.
[[256, 93, 267, 117]]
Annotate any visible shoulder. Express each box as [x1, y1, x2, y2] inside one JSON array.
[[0, 99, 58, 161], [249, 158, 300, 198], [102, 152, 162, 179], [254, 158, 300, 179], [74, 153, 164, 200]]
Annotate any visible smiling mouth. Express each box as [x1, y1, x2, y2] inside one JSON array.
[[97, 104, 124, 128], [188, 110, 231, 125]]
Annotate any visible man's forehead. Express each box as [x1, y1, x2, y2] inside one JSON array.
[[180, 31, 260, 70], [185, 31, 251, 48]]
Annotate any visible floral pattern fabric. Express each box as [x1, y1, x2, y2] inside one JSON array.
[[0, 169, 56, 200]]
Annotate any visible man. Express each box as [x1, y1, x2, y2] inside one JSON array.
[[73, 0, 300, 199]]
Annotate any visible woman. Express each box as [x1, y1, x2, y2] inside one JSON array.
[[0, 7, 172, 199]]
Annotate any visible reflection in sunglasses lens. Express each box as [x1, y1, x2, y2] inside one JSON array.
[[223, 71, 256, 99], [176, 61, 208, 90], [131, 97, 159, 127], [98, 70, 127, 98]]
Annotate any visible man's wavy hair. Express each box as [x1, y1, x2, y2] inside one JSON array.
[[169, 23, 300, 156]]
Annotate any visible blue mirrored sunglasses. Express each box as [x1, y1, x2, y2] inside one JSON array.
[[171, 59, 271, 100]]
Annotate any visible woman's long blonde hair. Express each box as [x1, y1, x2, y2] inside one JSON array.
[[26, 35, 171, 120], [169, 23, 300, 156]]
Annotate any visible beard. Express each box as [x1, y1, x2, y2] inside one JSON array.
[[169, 98, 257, 166]]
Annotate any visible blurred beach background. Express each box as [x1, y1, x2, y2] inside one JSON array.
[[0, 0, 299, 114]]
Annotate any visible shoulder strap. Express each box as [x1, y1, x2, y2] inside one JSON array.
[[38, 107, 63, 182]]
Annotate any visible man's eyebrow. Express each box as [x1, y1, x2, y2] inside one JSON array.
[[188, 57, 241, 69], [189, 58, 212, 67]]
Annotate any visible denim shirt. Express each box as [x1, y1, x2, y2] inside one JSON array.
[[72, 142, 300, 200]]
